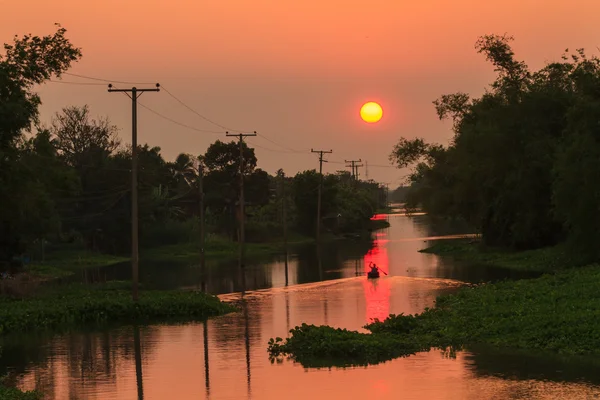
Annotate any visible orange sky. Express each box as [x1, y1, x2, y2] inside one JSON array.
[[2, 0, 600, 185]]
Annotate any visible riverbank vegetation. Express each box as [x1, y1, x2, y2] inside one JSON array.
[[419, 239, 574, 273], [0, 281, 236, 335], [0, 26, 388, 281], [269, 248, 600, 367], [269, 34, 600, 367], [391, 34, 600, 263], [0, 384, 40, 400]]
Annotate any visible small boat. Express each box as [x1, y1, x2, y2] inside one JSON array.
[[367, 271, 380, 279]]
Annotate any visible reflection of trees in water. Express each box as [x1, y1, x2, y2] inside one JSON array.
[[202, 257, 276, 294], [1, 325, 159, 398], [412, 215, 476, 238], [294, 240, 373, 284], [466, 345, 600, 386], [212, 300, 261, 363]]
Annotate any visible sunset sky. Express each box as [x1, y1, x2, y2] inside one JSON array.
[[2, 0, 599, 185]]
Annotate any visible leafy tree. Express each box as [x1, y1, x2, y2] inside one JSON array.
[[0, 25, 81, 262], [391, 34, 600, 258]]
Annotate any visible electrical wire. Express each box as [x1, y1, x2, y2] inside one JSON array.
[[63, 72, 154, 85], [48, 80, 106, 86], [47, 72, 399, 182], [160, 85, 233, 131], [136, 100, 223, 134]]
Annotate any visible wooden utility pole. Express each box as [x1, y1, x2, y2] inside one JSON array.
[[198, 163, 206, 292], [311, 149, 332, 243], [354, 162, 364, 181], [226, 131, 257, 271], [345, 159, 362, 180], [108, 83, 160, 302]]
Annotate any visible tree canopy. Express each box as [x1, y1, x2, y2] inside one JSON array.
[[391, 34, 600, 260]]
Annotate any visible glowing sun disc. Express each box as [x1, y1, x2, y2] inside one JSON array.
[[360, 102, 383, 123]]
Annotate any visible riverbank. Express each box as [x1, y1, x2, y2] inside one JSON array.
[[144, 232, 318, 262], [0, 281, 237, 335], [268, 240, 600, 367], [0, 382, 40, 400], [419, 239, 576, 273], [0, 387, 40, 399], [23, 249, 129, 280], [20, 224, 389, 280]]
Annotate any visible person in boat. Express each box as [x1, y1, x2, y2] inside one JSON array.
[[369, 262, 379, 275]]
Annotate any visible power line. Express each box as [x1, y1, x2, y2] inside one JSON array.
[[57, 72, 310, 155], [160, 85, 307, 154], [160, 85, 233, 131], [48, 72, 397, 179], [49, 80, 106, 86], [136, 100, 223, 134], [64, 72, 154, 85]]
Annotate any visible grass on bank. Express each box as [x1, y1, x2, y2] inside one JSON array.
[[268, 241, 600, 367], [23, 248, 129, 280], [144, 232, 317, 262], [0, 384, 41, 400], [419, 239, 575, 273], [0, 281, 237, 336]]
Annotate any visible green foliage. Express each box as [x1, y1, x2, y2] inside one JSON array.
[[0, 25, 81, 263], [0, 282, 236, 335], [0, 384, 41, 400], [24, 245, 129, 279], [419, 239, 575, 273], [390, 35, 600, 259], [292, 170, 387, 236], [267, 323, 428, 368], [0, 25, 384, 272], [268, 251, 600, 367]]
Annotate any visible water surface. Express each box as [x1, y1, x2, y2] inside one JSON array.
[[2, 212, 599, 399]]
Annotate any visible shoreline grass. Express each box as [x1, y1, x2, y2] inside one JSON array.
[[268, 241, 600, 368], [23, 249, 129, 280], [0, 384, 41, 400], [143, 233, 318, 262], [0, 281, 237, 336], [419, 239, 575, 273]]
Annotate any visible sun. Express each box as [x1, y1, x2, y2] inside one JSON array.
[[360, 102, 383, 123]]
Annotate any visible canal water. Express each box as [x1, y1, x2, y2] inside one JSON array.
[[2, 211, 600, 399]]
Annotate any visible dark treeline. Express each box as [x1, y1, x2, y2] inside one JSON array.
[[391, 34, 600, 261], [0, 26, 387, 265]]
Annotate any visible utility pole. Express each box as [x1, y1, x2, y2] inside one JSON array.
[[311, 149, 332, 243], [355, 162, 364, 181], [345, 159, 362, 180], [226, 131, 257, 272], [108, 83, 160, 302], [198, 162, 206, 292], [365, 160, 369, 180]]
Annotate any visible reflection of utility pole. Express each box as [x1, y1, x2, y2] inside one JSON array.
[[203, 322, 210, 397], [243, 301, 251, 395], [108, 83, 160, 302], [198, 162, 206, 292], [311, 149, 332, 243], [226, 131, 256, 291], [280, 171, 289, 286], [285, 291, 290, 331], [133, 325, 144, 400]]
